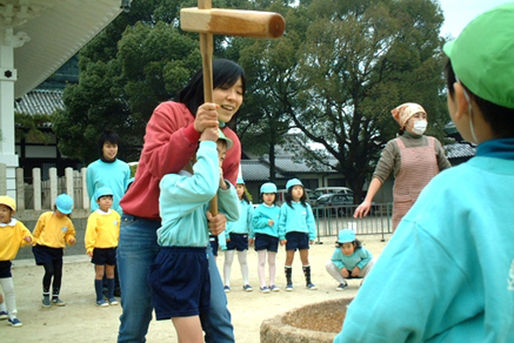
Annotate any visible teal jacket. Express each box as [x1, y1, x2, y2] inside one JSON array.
[[86, 158, 130, 214], [331, 247, 372, 270], [157, 141, 239, 247], [219, 199, 253, 249], [250, 204, 280, 239], [278, 201, 316, 241], [335, 138, 514, 343]]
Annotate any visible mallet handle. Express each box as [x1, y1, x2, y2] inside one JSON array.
[[198, 0, 219, 216]]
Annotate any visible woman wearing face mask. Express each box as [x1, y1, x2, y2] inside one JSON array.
[[353, 102, 451, 230]]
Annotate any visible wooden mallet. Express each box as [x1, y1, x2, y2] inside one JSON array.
[[180, 0, 285, 215]]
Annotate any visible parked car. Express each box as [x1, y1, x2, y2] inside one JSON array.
[[313, 186, 353, 200], [313, 193, 354, 217]]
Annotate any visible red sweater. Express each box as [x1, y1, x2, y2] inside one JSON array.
[[120, 101, 241, 220]]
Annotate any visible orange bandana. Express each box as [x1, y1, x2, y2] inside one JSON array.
[[391, 102, 426, 128]]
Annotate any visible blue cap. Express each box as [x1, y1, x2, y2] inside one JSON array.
[[337, 229, 355, 243], [95, 187, 114, 200], [260, 182, 277, 194], [286, 178, 303, 190], [236, 178, 245, 185], [56, 194, 73, 214]]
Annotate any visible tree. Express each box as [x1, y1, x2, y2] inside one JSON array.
[[236, 1, 308, 180], [282, 0, 447, 201]]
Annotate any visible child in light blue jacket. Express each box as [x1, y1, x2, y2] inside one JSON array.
[[250, 182, 280, 293], [148, 128, 239, 342], [325, 229, 374, 291], [220, 178, 254, 293], [278, 178, 317, 291]]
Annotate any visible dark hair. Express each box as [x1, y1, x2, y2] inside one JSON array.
[[53, 205, 71, 218], [337, 239, 362, 250], [236, 184, 250, 203], [178, 58, 246, 116], [260, 192, 277, 205], [285, 185, 307, 208], [445, 59, 514, 138], [98, 130, 120, 158]]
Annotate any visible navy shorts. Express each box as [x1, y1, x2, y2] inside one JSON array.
[[226, 233, 249, 251], [32, 244, 63, 266], [285, 232, 310, 251], [254, 233, 279, 252], [209, 235, 218, 256], [148, 246, 210, 320], [91, 247, 117, 265], [0, 261, 12, 278]]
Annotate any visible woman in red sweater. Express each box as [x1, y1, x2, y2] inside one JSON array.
[[118, 59, 244, 343]]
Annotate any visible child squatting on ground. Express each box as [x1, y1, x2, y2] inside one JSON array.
[[278, 178, 317, 291], [32, 193, 76, 308], [148, 128, 239, 343], [335, 3, 514, 342], [220, 177, 254, 293], [325, 229, 374, 291], [84, 187, 121, 307], [0, 196, 33, 327], [250, 182, 281, 293]]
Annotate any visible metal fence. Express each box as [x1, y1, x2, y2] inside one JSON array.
[[312, 203, 393, 242]]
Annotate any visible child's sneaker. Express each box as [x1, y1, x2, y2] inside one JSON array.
[[306, 283, 318, 290], [223, 285, 230, 293], [97, 300, 109, 307], [285, 283, 293, 292], [336, 282, 348, 291], [270, 285, 280, 292], [52, 297, 66, 306], [259, 286, 270, 293], [42, 295, 51, 308], [242, 284, 253, 292], [108, 298, 119, 306], [0, 311, 8, 320], [8, 317, 22, 327]]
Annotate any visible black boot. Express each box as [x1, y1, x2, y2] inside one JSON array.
[[303, 265, 317, 290], [285, 266, 293, 291]]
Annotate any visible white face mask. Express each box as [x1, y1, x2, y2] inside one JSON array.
[[412, 119, 427, 135]]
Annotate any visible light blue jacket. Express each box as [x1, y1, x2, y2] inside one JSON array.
[[86, 158, 130, 214], [250, 204, 280, 239], [335, 138, 514, 343], [278, 201, 316, 241], [219, 199, 253, 249], [157, 141, 239, 247], [331, 246, 372, 270]]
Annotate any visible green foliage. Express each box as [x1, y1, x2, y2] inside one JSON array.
[[15, 112, 54, 144], [52, 0, 201, 163], [238, 0, 447, 200]]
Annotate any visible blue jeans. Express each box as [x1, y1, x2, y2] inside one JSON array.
[[117, 215, 234, 343]]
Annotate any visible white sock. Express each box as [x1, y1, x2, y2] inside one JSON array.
[[268, 252, 277, 285], [257, 250, 267, 287], [0, 278, 17, 318], [223, 250, 235, 286], [237, 250, 249, 284]]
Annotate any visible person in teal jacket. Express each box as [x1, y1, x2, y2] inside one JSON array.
[[335, 4, 514, 342], [250, 182, 281, 293], [86, 131, 130, 215], [325, 229, 374, 291], [219, 178, 254, 293], [278, 178, 317, 291], [148, 128, 239, 343]]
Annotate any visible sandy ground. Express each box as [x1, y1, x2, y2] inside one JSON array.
[[3, 235, 389, 343]]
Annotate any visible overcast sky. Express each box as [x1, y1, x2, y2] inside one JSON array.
[[438, 0, 512, 38]]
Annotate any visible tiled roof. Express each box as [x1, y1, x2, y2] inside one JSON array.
[[445, 142, 476, 159], [241, 160, 285, 181], [15, 89, 64, 115]]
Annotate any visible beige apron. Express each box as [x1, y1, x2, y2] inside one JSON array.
[[392, 137, 439, 230]]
